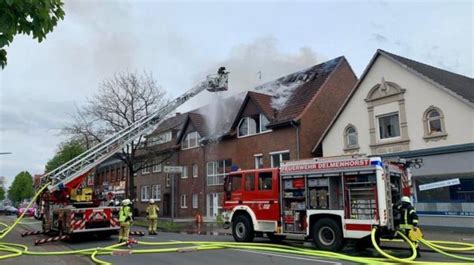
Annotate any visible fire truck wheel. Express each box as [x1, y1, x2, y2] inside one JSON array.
[[232, 215, 254, 242], [266, 232, 286, 243], [312, 218, 344, 251]]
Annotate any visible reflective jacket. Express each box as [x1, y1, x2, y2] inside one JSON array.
[[119, 205, 133, 224], [397, 204, 419, 230], [146, 204, 160, 219]]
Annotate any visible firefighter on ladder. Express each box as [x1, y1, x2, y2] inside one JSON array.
[[396, 196, 421, 257], [146, 199, 160, 235], [118, 198, 133, 243]]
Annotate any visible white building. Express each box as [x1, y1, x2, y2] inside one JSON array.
[[318, 49, 474, 228]]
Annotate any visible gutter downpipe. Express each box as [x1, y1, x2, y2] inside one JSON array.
[[291, 121, 300, 160]]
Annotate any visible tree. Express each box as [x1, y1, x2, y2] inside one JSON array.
[[63, 71, 168, 200], [0, 186, 5, 201], [45, 140, 85, 173], [0, 0, 65, 69], [8, 171, 35, 204]]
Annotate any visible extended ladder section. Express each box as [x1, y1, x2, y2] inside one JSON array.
[[41, 70, 229, 192], [384, 165, 394, 230]]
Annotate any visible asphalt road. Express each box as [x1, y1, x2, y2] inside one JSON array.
[[1, 215, 472, 265]]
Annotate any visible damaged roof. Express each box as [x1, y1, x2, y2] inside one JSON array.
[[171, 56, 348, 143], [149, 112, 189, 135]]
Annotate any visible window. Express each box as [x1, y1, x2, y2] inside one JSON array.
[[151, 185, 161, 201], [182, 131, 201, 149], [141, 186, 150, 201], [378, 113, 400, 139], [152, 162, 162, 173], [270, 151, 290, 168], [180, 194, 188, 208], [258, 172, 273, 190], [238, 114, 271, 137], [415, 176, 474, 203], [423, 107, 447, 139], [166, 175, 170, 187], [245, 174, 255, 191], [344, 125, 359, 149], [192, 164, 198, 178], [148, 131, 172, 146], [182, 166, 188, 179], [142, 165, 150, 175], [229, 174, 242, 191], [255, 154, 263, 169], [192, 194, 198, 209], [207, 159, 232, 186]]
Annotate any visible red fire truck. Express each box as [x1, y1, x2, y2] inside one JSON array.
[[222, 156, 421, 251]]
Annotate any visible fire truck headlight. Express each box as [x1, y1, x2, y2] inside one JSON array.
[[222, 211, 230, 221]]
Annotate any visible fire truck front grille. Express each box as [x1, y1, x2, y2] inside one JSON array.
[[85, 221, 110, 229]]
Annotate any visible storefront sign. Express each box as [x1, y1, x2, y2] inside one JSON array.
[[164, 166, 183, 173], [419, 178, 460, 191], [418, 211, 474, 217]]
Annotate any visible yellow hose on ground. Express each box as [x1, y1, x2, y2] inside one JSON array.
[[371, 227, 417, 263], [1, 182, 473, 264]]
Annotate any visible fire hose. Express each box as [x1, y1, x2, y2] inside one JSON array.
[[1, 183, 473, 264]]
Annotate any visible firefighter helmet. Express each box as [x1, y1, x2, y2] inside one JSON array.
[[149, 199, 155, 204], [401, 196, 411, 204], [122, 199, 131, 206]]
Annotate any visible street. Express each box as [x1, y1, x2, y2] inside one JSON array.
[[1, 216, 473, 265]]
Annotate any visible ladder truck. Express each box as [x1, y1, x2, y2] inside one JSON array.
[[36, 68, 229, 237], [222, 155, 422, 251]]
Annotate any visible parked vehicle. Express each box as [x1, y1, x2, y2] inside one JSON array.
[[4, 206, 18, 216], [17, 207, 36, 217]]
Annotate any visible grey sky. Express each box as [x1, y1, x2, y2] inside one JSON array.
[[0, 0, 472, 187]]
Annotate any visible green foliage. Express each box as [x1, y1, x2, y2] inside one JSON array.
[[0, 0, 65, 68], [0, 186, 5, 201], [8, 171, 35, 204], [45, 140, 85, 173]]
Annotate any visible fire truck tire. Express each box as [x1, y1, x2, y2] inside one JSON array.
[[312, 218, 344, 251], [266, 233, 286, 243], [232, 215, 254, 242]]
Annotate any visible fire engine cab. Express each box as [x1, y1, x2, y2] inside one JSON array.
[[222, 156, 420, 251]]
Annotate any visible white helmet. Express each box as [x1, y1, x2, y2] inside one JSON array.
[[401, 196, 411, 204], [149, 199, 155, 204], [122, 199, 131, 206]]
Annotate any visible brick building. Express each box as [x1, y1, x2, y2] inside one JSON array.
[[132, 56, 358, 219]]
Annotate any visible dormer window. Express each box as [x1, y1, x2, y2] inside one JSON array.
[[238, 114, 271, 137], [182, 131, 200, 150]]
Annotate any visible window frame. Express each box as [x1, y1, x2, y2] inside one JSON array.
[[237, 114, 272, 138], [207, 159, 231, 186], [192, 164, 198, 178], [270, 150, 290, 168], [344, 124, 359, 150], [254, 154, 263, 169], [142, 165, 150, 175], [423, 106, 447, 141], [182, 131, 201, 150], [180, 194, 188, 208], [377, 112, 401, 140], [141, 185, 150, 202], [152, 161, 162, 173], [192, 194, 198, 209], [151, 184, 161, 201], [181, 166, 188, 179]]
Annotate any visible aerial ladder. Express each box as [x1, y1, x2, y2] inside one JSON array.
[[35, 67, 229, 237]]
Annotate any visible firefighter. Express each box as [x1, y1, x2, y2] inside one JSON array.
[[118, 198, 133, 243], [146, 199, 160, 235], [396, 196, 421, 257]]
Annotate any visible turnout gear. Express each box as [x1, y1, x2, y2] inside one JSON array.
[[146, 200, 160, 235], [396, 198, 421, 257], [118, 201, 133, 243]]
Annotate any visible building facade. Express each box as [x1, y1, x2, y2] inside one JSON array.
[[319, 50, 474, 228], [133, 56, 358, 219]]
